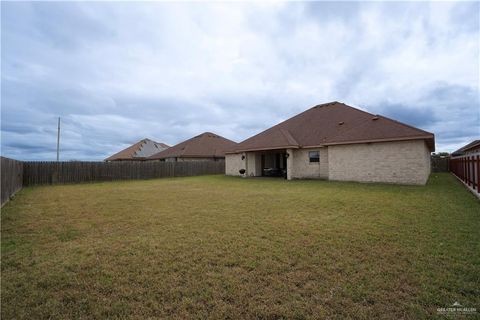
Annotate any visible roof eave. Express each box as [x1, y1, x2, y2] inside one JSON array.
[[226, 145, 300, 154], [148, 154, 225, 160], [227, 136, 435, 154], [463, 141, 480, 152], [324, 135, 435, 151]]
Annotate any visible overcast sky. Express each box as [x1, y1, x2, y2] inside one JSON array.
[[1, 1, 479, 160]]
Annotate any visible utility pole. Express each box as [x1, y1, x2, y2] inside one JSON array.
[[56, 117, 61, 161]]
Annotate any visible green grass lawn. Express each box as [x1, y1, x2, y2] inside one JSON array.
[[1, 173, 479, 319]]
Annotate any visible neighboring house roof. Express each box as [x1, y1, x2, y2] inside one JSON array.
[[452, 140, 480, 156], [105, 139, 170, 161], [148, 132, 237, 160], [229, 101, 435, 153]]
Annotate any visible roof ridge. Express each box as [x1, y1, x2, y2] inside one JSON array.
[[326, 114, 434, 144], [376, 114, 434, 136], [336, 102, 376, 117], [236, 102, 342, 145], [134, 140, 146, 157], [280, 129, 300, 146], [147, 132, 237, 159], [337, 103, 433, 136], [231, 101, 435, 153], [105, 139, 145, 161], [334, 102, 433, 136], [312, 101, 339, 108]]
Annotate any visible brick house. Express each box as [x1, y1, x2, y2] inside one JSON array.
[[451, 140, 480, 157], [148, 132, 237, 162], [105, 138, 169, 161], [225, 102, 435, 185]]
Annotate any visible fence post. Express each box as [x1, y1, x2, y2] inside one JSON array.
[[469, 156, 473, 186], [477, 155, 480, 192], [467, 156, 470, 186], [450, 153, 480, 197], [470, 156, 473, 186]]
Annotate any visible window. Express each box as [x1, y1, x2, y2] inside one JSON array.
[[309, 151, 319, 163]]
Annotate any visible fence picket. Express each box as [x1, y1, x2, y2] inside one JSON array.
[[18, 160, 224, 187], [450, 153, 480, 197], [1, 157, 23, 206]]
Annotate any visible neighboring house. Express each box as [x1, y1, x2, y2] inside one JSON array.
[[105, 138, 169, 161], [147, 132, 236, 162], [451, 140, 480, 157], [226, 101, 435, 185], [449, 139, 480, 198]]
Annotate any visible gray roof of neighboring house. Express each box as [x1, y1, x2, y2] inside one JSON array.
[[105, 139, 170, 161]]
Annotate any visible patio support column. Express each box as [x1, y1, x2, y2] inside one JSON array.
[[244, 152, 248, 177], [287, 148, 293, 180]]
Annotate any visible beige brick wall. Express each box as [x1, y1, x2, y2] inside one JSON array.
[[225, 153, 245, 176], [227, 152, 283, 177], [328, 140, 431, 185], [290, 148, 329, 179]]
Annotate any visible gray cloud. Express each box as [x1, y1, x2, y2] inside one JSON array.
[[368, 83, 480, 151], [375, 104, 438, 128], [1, 1, 479, 160]]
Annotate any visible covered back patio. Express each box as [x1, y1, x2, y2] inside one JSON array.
[[243, 149, 292, 179], [226, 146, 326, 181]]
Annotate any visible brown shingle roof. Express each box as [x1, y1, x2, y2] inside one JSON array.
[[452, 140, 480, 156], [105, 138, 170, 161], [230, 101, 435, 153], [147, 132, 237, 160]]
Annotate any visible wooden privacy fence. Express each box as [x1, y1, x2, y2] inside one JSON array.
[[22, 160, 225, 186], [1, 158, 225, 205], [1, 157, 24, 206], [450, 153, 480, 196], [431, 156, 449, 172]]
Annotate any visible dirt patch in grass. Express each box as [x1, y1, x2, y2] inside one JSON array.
[[2, 173, 479, 319]]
